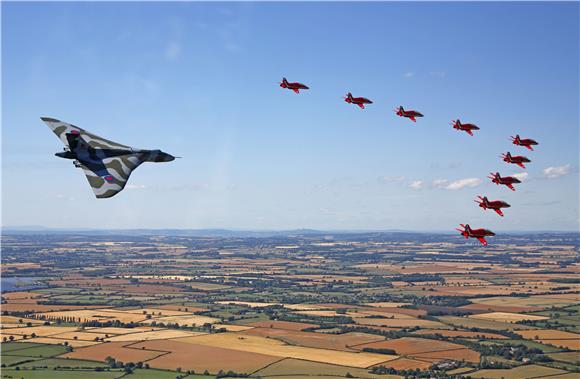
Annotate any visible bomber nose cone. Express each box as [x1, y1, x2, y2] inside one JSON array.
[[155, 151, 176, 162]]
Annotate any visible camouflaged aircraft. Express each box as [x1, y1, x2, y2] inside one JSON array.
[[41, 117, 176, 199]]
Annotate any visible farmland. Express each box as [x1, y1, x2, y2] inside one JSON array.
[[1, 231, 578, 378]]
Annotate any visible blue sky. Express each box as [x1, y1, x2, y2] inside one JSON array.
[[2, 1, 578, 231]]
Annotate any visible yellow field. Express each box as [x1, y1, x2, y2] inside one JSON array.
[[174, 332, 398, 368], [353, 317, 445, 328], [216, 301, 278, 308], [516, 329, 580, 340], [213, 324, 255, 331], [83, 326, 160, 335], [122, 308, 193, 316], [469, 312, 548, 323], [22, 336, 101, 347], [106, 329, 205, 342], [141, 314, 219, 327], [470, 295, 579, 308], [1, 325, 77, 337], [49, 331, 111, 341], [0, 316, 44, 326], [283, 304, 330, 311], [36, 309, 148, 323]]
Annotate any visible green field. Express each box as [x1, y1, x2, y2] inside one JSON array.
[[481, 339, 564, 353], [125, 369, 209, 379], [3, 343, 68, 358], [1, 342, 43, 353], [1, 355, 42, 366], [548, 352, 580, 365], [0, 369, 124, 379], [438, 316, 539, 331], [15, 358, 109, 369]]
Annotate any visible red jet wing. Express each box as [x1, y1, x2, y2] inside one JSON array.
[[476, 237, 488, 246]]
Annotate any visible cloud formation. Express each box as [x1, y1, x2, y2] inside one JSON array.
[[445, 178, 483, 190], [543, 164, 572, 179], [430, 177, 483, 190], [409, 180, 424, 190]]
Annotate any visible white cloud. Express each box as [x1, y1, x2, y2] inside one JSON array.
[[403, 72, 415, 78], [512, 172, 529, 182], [409, 180, 424, 190], [165, 41, 182, 61], [432, 179, 449, 188], [543, 164, 572, 179], [445, 178, 482, 190], [429, 177, 482, 190]]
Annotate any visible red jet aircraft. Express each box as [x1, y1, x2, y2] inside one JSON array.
[[511, 135, 539, 151], [456, 224, 495, 246], [344, 92, 373, 109], [489, 172, 521, 191], [279, 77, 309, 94], [475, 196, 511, 217], [395, 106, 423, 122], [451, 119, 480, 136], [501, 152, 531, 169]]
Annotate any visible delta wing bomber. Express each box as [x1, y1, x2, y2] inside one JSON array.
[[41, 117, 176, 199]]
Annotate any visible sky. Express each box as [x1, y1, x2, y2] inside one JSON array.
[[2, 1, 579, 231]]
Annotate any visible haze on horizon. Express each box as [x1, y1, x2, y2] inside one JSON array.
[[2, 2, 579, 231]]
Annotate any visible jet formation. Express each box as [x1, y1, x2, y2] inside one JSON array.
[[277, 77, 540, 246]]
